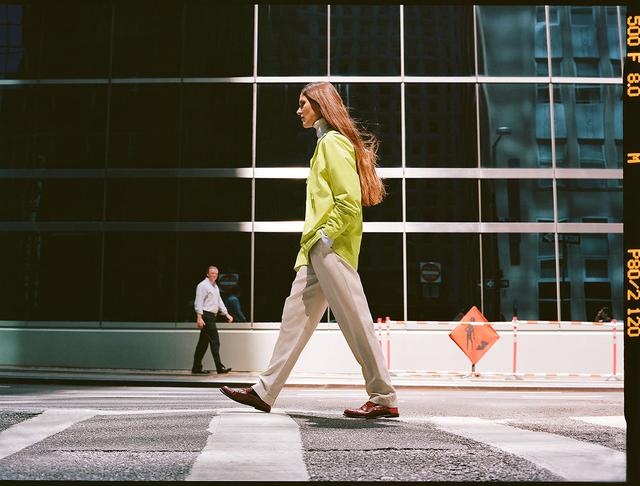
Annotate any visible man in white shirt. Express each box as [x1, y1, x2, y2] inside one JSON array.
[[192, 265, 234, 374]]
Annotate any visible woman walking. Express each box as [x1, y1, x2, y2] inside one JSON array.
[[221, 82, 398, 418]]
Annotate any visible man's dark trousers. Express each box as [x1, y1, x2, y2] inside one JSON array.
[[192, 310, 224, 372]]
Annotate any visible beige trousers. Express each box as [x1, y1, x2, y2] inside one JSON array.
[[252, 240, 397, 408]]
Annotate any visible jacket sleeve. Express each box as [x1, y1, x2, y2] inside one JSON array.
[[319, 136, 361, 242]]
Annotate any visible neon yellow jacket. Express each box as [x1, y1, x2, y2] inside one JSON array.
[[294, 129, 362, 272]]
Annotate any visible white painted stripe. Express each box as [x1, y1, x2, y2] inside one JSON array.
[[428, 416, 625, 482], [0, 409, 96, 460], [572, 416, 626, 429], [518, 395, 604, 400], [97, 408, 217, 416], [290, 391, 367, 397], [0, 408, 215, 417], [187, 408, 308, 481]]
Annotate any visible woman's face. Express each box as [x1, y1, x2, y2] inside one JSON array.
[[296, 94, 321, 129]]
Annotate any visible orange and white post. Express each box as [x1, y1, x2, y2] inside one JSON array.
[[385, 316, 391, 370], [512, 316, 518, 374], [611, 318, 617, 377], [376, 317, 383, 350]]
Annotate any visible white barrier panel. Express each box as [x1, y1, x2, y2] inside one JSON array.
[[0, 320, 624, 375]]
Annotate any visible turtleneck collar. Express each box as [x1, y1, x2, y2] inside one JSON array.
[[313, 117, 331, 139]]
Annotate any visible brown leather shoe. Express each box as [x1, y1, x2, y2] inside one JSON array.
[[343, 401, 399, 419], [220, 386, 271, 413]]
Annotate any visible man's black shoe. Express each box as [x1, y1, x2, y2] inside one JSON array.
[[191, 369, 210, 374], [216, 366, 232, 374]]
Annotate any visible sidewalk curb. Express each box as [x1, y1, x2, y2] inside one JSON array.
[[0, 372, 624, 392]]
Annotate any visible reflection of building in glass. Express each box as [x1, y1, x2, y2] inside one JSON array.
[[0, 4, 24, 78], [260, 5, 326, 75], [331, 5, 399, 75], [403, 6, 474, 75], [477, 5, 623, 321]]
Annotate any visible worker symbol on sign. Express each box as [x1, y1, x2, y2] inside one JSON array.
[[465, 323, 474, 350]]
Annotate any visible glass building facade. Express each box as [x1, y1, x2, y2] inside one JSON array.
[[0, 3, 624, 326]]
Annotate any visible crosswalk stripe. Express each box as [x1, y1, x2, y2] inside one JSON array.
[[571, 416, 626, 429], [427, 416, 625, 482], [186, 408, 309, 481], [0, 409, 96, 461]]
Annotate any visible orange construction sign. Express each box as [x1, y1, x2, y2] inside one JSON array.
[[449, 306, 499, 365]]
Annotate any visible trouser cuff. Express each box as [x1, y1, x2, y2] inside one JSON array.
[[252, 382, 276, 407]]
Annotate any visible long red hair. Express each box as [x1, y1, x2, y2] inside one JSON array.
[[301, 82, 386, 207]]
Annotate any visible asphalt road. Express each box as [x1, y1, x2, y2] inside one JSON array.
[[0, 384, 626, 481]]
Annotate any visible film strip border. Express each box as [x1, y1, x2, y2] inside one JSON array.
[[622, 2, 638, 483]]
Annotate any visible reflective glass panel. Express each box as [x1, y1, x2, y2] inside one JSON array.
[[37, 1, 112, 78], [105, 178, 178, 221], [334, 83, 401, 167], [0, 233, 31, 320], [32, 85, 108, 169], [0, 3, 36, 78], [109, 84, 180, 168], [181, 84, 252, 168], [620, 6, 626, 59], [0, 179, 104, 221], [480, 84, 546, 168], [406, 84, 477, 168], [482, 233, 557, 321], [0, 85, 34, 168], [258, 5, 327, 75], [363, 178, 401, 222], [359, 233, 403, 321], [404, 5, 475, 75], [476, 5, 545, 76], [556, 233, 622, 321], [0, 233, 102, 320], [481, 180, 553, 222], [103, 232, 177, 322], [112, 0, 182, 77], [256, 179, 306, 221], [553, 85, 622, 168], [331, 5, 400, 75], [407, 233, 480, 321], [180, 178, 251, 222], [183, 2, 253, 76], [256, 84, 317, 167], [254, 233, 301, 321], [550, 6, 622, 77], [557, 179, 622, 223], [406, 179, 478, 222], [0, 85, 108, 169], [176, 232, 251, 322], [31, 233, 102, 321]]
